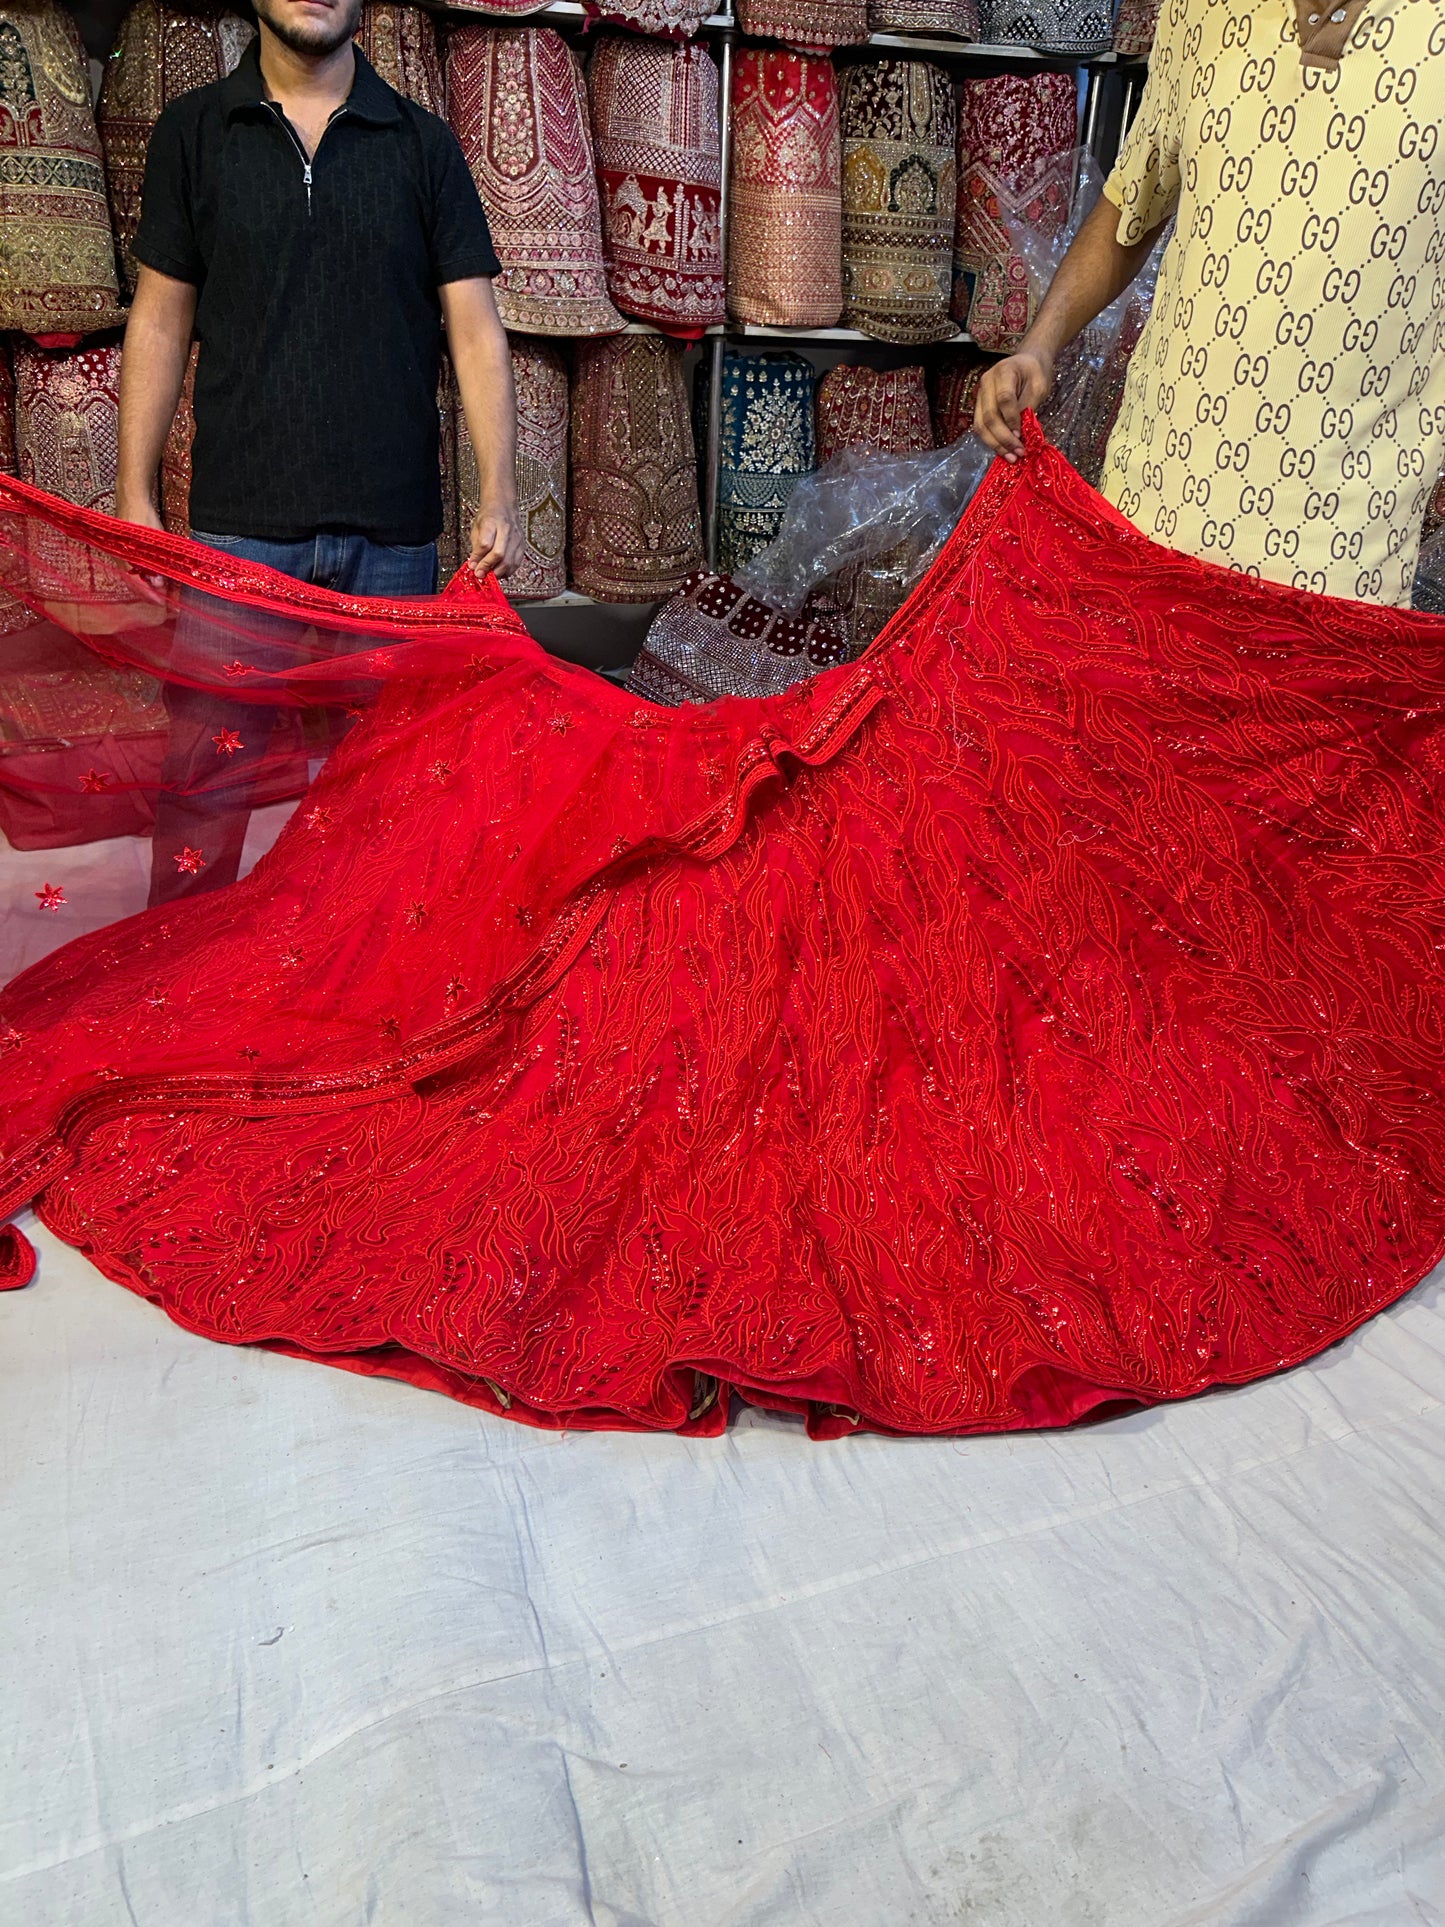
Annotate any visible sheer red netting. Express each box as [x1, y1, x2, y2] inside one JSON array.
[[4, 417, 1445, 1437]]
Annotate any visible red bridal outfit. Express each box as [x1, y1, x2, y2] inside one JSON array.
[[3, 419, 1445, 1438]]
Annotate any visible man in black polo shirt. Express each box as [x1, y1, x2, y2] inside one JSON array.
[[116, 0, 520, 900]]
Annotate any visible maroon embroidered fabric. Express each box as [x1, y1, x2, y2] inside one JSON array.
[[727, 48, 842, 330], [589, 35, 724, 338], [735, 0, 867, 55], [4, 419, 1445, 1438]]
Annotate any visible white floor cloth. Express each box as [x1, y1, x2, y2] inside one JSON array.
[[4, 1218, 1445, 1924]]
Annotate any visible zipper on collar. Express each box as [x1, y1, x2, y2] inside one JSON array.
[[263, 100, 346, 215]]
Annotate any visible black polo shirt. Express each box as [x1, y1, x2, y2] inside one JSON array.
[[134, 42, 500, 544]]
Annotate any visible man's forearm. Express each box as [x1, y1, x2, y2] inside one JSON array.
[[1021, 193, 1165, 364], [116, 269, 197, 523]]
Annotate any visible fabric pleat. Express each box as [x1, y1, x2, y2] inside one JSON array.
[[569, 334, 703, 601], [840, 59, 957, 345], [952, 72, 1077, 349], [588, 34, 723, 337], [446, 26, 624, 337], [0, 1, 124, 335], [726, 48, 842, 331]]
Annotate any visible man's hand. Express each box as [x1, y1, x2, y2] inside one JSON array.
[[972, 347, 1054, 461], [468, 499, 524, 578]]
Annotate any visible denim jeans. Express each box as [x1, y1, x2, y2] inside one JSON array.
[[148, 531, 439, 905]]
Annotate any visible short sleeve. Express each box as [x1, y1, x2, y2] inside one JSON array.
[[426, 121, 501, 285], [132, 103, 206, 284], [1102, 16, 1184, 244]]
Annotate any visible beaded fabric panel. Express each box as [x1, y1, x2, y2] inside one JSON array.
[[735, 0, 867, 54], [952, 72, 1077, 349], [13, 340, 119, 511], [582, 0, 709, 39], [627, 567, 850, 704], [839, 58, 957, 346], [569, 334, 703, 602], [446, 26, 624, 337], [352, 3, 443, 114], [815, 361, 933, 465], [705, 349, 816, 576], [588, 35, 723, 338], [867, 0, 980, 36], [980, 0, 1113, 53], [727, 48, 842, 331], [159, 342, 197, 538], [98, 0, 253, 297], [1111, 0, 1160, 55], [460, 333, 567, 601], [0, 1, 124, 335], [930, 345, 992, 446], [0, 339, 24, 637], [814, 362, 934, 648]]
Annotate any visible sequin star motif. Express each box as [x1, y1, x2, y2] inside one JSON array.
[[34, 882, 65, 912], [305, 806, 334, 831], [238, 1045, 260, 1061], [380, 1015, 401, 1039], [344, 704, 366, 720], [445, 977, 465, 1004], [406, 901, 427, 928], [429, 759, 453, 782], [550, 713, 572, 735], [213, 728, 244, 755], [79, 768, 110, 793], [0, 1024, 22, 1052], [173, 847, 205, 875], [223, 660, 250, 678], [279, 948, 302, 969]]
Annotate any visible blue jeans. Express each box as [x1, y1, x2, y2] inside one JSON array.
[[149, 531, 439, 905]]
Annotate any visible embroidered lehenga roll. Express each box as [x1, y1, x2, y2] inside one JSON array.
[[436, 357, 460, 584], [839, 59, 957, 345], [583, 0, 709, 40], [446, 26, 623, 337], [98, 0, 254, 296], [352, 2, 443, 114], [952, 72, 1077, 349], [569, 334, 702, 601], [0, 341, 24, 638], [727, 48, 841, 331], [628, 568, 849, 705], [708, 350, 816, 576], [159, 343, 197, 536], [0, 1, 123, 336], [588, 35, 723, 338], [930, 345, 992, 446], [981, 0, 1113, 53], [13, 340, 120, 510], [1112, 0, 1160, 55], [735, 0, 867, 52], [867, 0, 979, 35], [460, 334, 567, 601], [814, 362, 933, 648]]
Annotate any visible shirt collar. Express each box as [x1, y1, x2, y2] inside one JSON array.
[[220, 38, 401, 126]]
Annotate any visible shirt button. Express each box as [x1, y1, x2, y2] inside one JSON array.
[[1330, 6, 1345, 16]]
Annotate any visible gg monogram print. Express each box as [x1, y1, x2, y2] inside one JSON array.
[[1100, 0, 1445, 605]]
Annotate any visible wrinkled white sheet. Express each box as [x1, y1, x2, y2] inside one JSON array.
[[3, 1213, 1445, 1927]]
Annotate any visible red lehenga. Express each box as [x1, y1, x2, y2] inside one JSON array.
[[3, 419, 1445, 1438]]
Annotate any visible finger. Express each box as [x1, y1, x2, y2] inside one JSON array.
[[472, 540, 507, 577], [975, 382, 1022, 461]]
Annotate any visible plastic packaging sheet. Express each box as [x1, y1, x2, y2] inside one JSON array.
[[5, 1215, 1445, 1924]]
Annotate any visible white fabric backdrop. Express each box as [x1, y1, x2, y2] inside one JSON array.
[[4, 1212, 1445, 1926]]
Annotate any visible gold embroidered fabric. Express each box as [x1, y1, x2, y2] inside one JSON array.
[[351, 3, 442, 113], [569, 334, 703, 602], [98, 0, 253, 295], [839, 58, 957, 345], [0, 1, 124, 335], [460, 333, 567, 601]]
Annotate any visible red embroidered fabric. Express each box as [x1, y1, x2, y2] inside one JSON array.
[[4, 418, 1445, 1439]]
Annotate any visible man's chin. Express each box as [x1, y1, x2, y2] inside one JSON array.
[[260, 9, 360, 55]]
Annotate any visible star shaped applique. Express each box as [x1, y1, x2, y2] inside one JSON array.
[[213, 728, 244, 755], [406, 901, 427, 928], [34, 882, 65, 912], [173, 847, 205, 875], [445, 977, 465, 1004], [79, 768, 110, 793], [550, 713, 572, 735], [305, 806, 334, 831], [0, 1024, 22, 1052], [429, 760, 453, 782], [224, 660, 250, 678]]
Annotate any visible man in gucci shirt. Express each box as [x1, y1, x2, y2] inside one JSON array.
[[975, 0, 1445, 606]]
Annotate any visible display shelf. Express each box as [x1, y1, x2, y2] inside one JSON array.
[[733, 322, 976, 345], [855, 31, 1117, 62], [621, 322, 727, 336], [425, 1, 735, 24]]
